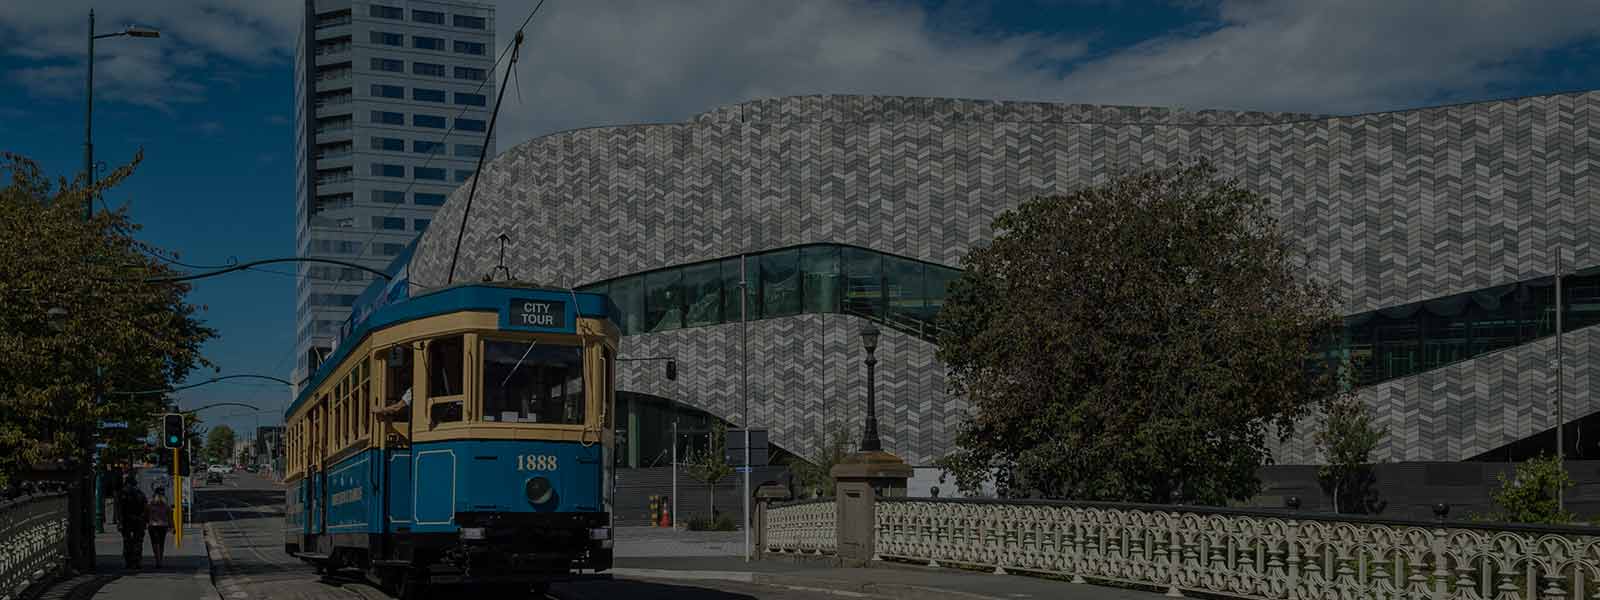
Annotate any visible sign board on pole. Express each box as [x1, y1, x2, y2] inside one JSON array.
[[735, 466, 752, 474], [98, 421, 128, 429], [724, 428, 769, 467]]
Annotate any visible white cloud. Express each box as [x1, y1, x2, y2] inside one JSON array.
[[0, 0, 298, 110], [488, 0, 1600, 146]]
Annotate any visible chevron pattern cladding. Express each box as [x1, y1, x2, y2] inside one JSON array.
[[407, 93, 1600, 466]]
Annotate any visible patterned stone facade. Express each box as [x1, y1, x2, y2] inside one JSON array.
[[407, 93, 1600, 466]]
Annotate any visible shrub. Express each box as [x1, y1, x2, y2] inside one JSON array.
[[686, 513, 738, 531], [1482, 453, 1575, 525]]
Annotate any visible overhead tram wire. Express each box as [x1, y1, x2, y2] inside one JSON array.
[[111, 17, 530, 288], [343, 11, 535, 284]]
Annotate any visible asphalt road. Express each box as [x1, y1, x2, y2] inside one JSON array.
[[197, 472, 838, 600]]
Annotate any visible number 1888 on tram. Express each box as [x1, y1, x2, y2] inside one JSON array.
[[283, 282, 619, 597]]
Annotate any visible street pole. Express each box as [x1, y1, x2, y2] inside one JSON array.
[[1556, 250, 1565, 513], [84, 9, 94, 212], [671, 420, 677, 530], [740, 257, 750, 562]]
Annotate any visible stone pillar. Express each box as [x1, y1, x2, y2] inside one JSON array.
[[831, 450, 912, 565]]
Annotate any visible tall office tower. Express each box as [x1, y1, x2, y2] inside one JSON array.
[[292, 0, 495, 393]]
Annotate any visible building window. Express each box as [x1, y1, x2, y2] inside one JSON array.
[[414, 192, 447, 206], [312, 239, 364, 255], [412, 36, 444, 50], [370, 137, 404, 152], [382, 243, 406, 256], [453, 40, 485, 55], [454, 92, 486, 107], [311, 294, 360, 307], [335, 218, 354, 228], [413, 219, 430, 231], [412, 88, 446, 103], [373, 216, 405, 230], [370, 5, 403, 19], [644, 269, 683, 333], [456, 118, 485, 132], [414, 167, 446, 180], [369, 31, 403, 46], [453, 66, 486, 81], [371, 163, 405, 178], [412, 62, 445, 77], [453, 14, 486, 29], [413, 114, 446, 129], [370, 84, 404, 99], [682, 262, 722, 327], [412, 9, 445, 24], [371, 190, 405, 204], [800, 245, 840, 314], [843, 247, 882, 321], [454, 170, 473, 183], [370, 110, 404, 125], [453, 144, 483, 157], [413, 140, 445, 155], [370, 58, 403, 73], [761, 249, 801, 317]]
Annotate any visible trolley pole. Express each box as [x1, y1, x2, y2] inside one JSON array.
[[740, 257, 751, 562]]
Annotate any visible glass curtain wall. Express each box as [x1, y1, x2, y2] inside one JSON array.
[[576, 243, 958, 342], [577, 245, 1600, 389]]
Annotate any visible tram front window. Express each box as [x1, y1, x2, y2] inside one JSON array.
[[482, 341, 585, 424]]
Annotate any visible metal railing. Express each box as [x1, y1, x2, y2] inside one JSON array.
[[0, 489, 69, 600], [874, 497, 1600, 600], [763, 498, 837, 555]]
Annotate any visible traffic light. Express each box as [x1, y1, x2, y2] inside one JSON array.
[[158, 446, 192, 476], [162, 414, 184, 449]]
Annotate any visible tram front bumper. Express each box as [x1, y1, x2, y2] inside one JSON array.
[[439, 512, 614, 580]]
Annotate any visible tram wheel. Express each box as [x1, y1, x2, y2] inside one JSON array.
[[531, 581, 551, 596]]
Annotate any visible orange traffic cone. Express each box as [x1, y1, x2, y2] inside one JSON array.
[[660, 504, 671, 528]]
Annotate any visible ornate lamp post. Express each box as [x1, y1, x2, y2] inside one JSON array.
[[859, 323, 882, 452]]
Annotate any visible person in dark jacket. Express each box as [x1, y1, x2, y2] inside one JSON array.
[[117, 478, 147, 569]]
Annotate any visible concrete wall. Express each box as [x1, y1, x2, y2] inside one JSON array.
[[1247, 460, 1600, 522]]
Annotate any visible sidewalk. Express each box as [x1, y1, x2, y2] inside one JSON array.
[[609, 556, 1174, 600], [35, 524, 214, 600]]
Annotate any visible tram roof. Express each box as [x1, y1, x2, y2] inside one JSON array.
[[287, 281, 617, 419]]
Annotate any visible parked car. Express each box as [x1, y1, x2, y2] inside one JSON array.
[[207, 464, 228, 475], [205, 472, 224, 485]]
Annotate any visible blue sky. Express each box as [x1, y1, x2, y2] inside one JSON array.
[[4, 0, 1600, 438]]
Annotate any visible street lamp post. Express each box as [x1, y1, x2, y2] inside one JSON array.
[[859, 324, 882, 452], [85, 9, 160, 212], [47, 307, 93, 572]]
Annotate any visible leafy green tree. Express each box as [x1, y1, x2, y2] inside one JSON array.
[[1314, 392, 1387, 513], [791, 431, 850, 498], [0, 151, 215, 488], [205, 425, 236, 464], [686, 422, 734, 517], [935, 162, 1342, 505], [1482, 453, 1575, 525]]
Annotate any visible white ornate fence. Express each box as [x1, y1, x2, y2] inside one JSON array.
[[764, 498, 837, 555], [876, 498, 1600, 600], [0, 491, 68, 600]]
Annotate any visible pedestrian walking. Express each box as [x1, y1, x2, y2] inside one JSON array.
[[116, 477, 147, 569], [147, 488, 173, 568]]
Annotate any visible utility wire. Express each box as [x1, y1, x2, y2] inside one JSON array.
[[447, 29, 524, 286]]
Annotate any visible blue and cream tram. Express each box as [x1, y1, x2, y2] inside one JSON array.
[[283, 281, 618, 597]]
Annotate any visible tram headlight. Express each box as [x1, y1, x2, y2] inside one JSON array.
[[460, 527, 486, 540], [525, 476, 554, 506]]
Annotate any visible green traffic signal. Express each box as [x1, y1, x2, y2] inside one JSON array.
[[162, 413, 184, 449]]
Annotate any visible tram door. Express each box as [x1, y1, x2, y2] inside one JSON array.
[[308, 411, 325, 537]]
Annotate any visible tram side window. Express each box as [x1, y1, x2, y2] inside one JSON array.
[[482, 341, 585, 425], [427, 336, 464, 423], [385, 346, 413, 423]]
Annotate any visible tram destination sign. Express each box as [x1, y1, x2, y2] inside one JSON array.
[[509, 298, 566, 329]]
